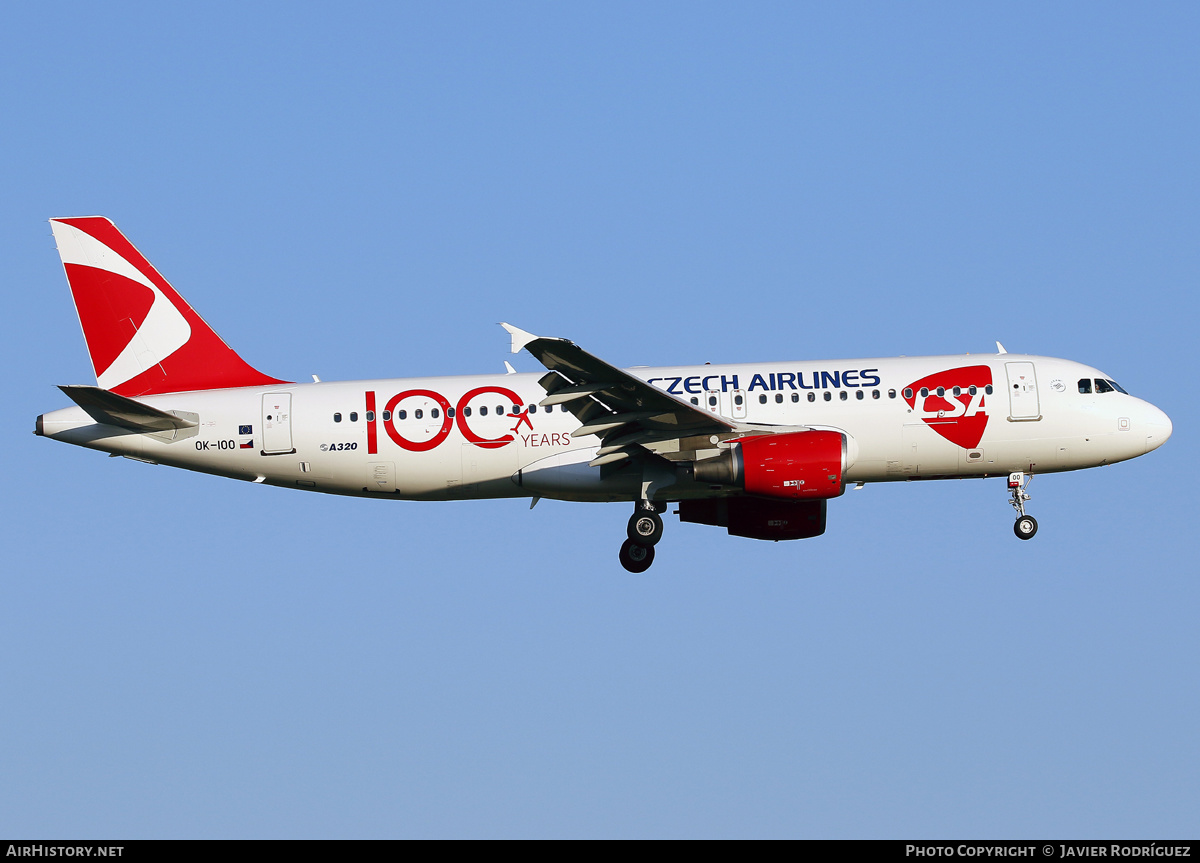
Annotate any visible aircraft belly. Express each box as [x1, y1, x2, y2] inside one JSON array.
[[458, 442, 521, 499], [57, 423, 147, 459], [843, 458, 889, 482], [896, 423, 961, 477]]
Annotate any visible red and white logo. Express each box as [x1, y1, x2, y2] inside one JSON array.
[[50, 217, 282, 397], [903, 365, 992, 449]]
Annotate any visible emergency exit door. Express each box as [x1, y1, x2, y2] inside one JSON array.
[[731, 389, 748, 419], [261, 393, 295, 454]]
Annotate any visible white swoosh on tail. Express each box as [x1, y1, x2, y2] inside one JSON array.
[[51, 221, 191, 389]]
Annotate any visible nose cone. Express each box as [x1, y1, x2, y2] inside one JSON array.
[[1142, 403, 1173, 453]]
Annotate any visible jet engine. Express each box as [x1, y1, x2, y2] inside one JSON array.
[[692, 430, 847, 500]]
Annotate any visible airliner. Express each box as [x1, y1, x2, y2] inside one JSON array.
[[35, 217, 1173, 571]]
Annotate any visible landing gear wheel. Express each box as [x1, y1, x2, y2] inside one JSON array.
[[619, 539, 655, 573], [627, 510, 664, 546], [1007, 472, 1037, 540]]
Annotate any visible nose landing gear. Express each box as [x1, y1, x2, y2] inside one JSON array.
[[619, 500, 666, 572], [1008, 472, 1038, 540]]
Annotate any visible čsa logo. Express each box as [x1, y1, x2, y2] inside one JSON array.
[[903, 365, 992, 449]]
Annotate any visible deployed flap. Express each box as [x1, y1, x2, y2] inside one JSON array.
[[58, 385, 198, 433], [499, 323, 737, 466]]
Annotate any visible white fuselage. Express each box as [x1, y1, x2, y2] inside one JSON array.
[[38, 353, 1172, 502]]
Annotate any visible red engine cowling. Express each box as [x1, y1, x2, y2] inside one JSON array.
[[737, 430, 846, 499], [678, 497, 827, 541]]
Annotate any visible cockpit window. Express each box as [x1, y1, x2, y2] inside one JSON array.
[[1095, 379, 1115, 394], [1107, 380, 1128, 394], [1078, 379, 1092, 394]]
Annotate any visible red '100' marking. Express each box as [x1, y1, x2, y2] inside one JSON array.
[[456, 386, 522, 449], [367, 386, 525, 454], [382, 389, 453, 452]]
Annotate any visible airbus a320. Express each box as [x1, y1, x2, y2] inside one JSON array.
[[36, 217, 1173, 571]]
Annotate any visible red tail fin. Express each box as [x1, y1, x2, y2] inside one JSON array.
[[50, 217, 285, 396]]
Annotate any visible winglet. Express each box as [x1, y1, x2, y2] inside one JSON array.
[[996, 341, 1008, 354], [500, 322, 539, 354]]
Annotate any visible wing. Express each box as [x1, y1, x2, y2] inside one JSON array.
[[501, 323, 742, 468]]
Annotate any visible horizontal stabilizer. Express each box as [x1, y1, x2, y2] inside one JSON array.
[[58, 385, 198, 433]]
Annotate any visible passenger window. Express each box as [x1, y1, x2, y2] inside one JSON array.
[[920, 387, 929, 398], [709, 396, 718, 406], [889, 389, 897, 399], [936, 387, 945, 397], [691, 397, 699, 405], [398, 410, 407, 420], [969, 385, 977, 396], [823, 392, 832, 402], [840, 391, 848, 401], [758, 394, 767, 404], [903, 388, 913, 399], [448, 407, 455, 418], [528, 405, 536, 414], [984, 385, 993, 395], [480, 406, 488, 416], [431, 408, 440, 419], [952, 386, 961, 396], [463, 406, 472, 417], [333, 413, 342, 423], [512, 405, 520, 414], [415, 409, 424, 419], [856, 390, 864, 400], [775, 394, 783, 404], [497, 405, 504, 415], [1095, 379, 1114, 394], [872, 390, 880, 399], [807, 393, 816, 403], [382, 410, 392, 421], [791, 393, 799, 403], [734, 395, 744, 406], [353, 412, 362, 422]]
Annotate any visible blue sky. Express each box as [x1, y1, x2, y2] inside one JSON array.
[[2, 2, 1197, 838]]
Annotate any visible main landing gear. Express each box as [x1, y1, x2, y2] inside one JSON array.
[[1008, 471, 1038, 540], [619, 501, 666, 572]]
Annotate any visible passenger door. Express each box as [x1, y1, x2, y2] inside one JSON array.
[[1005, 362, 1041, 421]]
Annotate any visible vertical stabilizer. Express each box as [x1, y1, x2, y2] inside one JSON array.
[[49, 217, 284, 396]]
